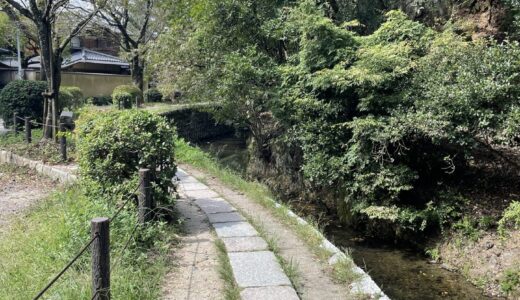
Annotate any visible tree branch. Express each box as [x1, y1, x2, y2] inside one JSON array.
[[2, 0, 34, 20]]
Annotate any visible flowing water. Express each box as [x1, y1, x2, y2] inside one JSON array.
[[198, 135, 498, 300]]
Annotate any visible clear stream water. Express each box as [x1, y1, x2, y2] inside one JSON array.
[[198, 136, 499, 300]]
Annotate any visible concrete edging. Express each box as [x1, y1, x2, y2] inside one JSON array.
[[271, 200, 389, 299], [0, 150, 77, 184]]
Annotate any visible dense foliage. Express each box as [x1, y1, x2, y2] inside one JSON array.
[[76, 109, 176, 206], [86, 95, 113, 106], [153, 0, 520, 237], [0, 80, 47, 125], [59, 86, 84, 111], [112, 85, 143, 109], [145, 88, 163, 102]]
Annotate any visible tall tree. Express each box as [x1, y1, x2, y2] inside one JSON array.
[[99, 0, 162, 93], [1, 0, 101, 139]]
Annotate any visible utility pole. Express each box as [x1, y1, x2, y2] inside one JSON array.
[[16, 26, 22, 80]]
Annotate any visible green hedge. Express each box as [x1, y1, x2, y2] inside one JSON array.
[[112, 85, 142, 109], [86, 96, 112, 106], [76, 109, 176, 204], [0, 80, 47, 125], [145, 88, 163, 102], [60, 86, 84, 111]]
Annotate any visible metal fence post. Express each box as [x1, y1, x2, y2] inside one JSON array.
[[13, 112, 17, 134], [138, 169, 153, 224], [91, 217, 110, 300], [24, 117, 31, 143], [59, 123, 67, 161]]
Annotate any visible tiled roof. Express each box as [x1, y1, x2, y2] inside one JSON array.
[[62, 48, 129, 67]]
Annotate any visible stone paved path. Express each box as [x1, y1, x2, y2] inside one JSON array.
[[175, 168, 299, 300], [161, 194, 224, 300], [178, 164, 379, 300]]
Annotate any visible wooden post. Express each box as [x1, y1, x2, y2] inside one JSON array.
[[91, 217, 110, 300], [24, 117, 31, 143], [59, 123, 67, 161], [13, 113, 17, 134], [138, 169, 153, 224]]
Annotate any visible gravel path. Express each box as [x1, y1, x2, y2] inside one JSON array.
[[0, 165, 54, 228]]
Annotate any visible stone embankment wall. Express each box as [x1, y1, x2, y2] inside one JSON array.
[[160, 106, 235, 142]]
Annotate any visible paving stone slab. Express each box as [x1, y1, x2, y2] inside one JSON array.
[[214, 222, 258, 238], [207, 212, 244, 224], [195, 198, 236, 214], [179, 181, 210, 191], [228, 251, 291, 288], [185, 189, 220, 199], [222, 236, 268, 252], [240, 286, 299, 300]]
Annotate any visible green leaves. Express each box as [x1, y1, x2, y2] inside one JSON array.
[[76, 109, 177, 205]]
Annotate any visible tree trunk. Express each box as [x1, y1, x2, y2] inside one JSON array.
[[37, 22, 62, 140], [131, 54, 144, 93]]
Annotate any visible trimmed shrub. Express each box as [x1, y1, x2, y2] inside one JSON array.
[[112, 85, 142, 109], [0, 80, 47, 125], [144, 88, 163, 102], [86, 96, 112, 106], [59, 86, 84, 111], [76, 109, 176, 205]]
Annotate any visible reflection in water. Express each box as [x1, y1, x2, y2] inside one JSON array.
[[328, 226, 496, 300], [199, 136, 498, 300]]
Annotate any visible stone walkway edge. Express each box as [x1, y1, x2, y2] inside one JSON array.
[[0, 150, 77, 184], [176, 168, 300, 300], [176, 167, 389, 300]]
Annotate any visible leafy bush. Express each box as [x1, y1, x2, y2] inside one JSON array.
[[153, 1, 520, 238], [0, 80, 47, 125], [144, 88, 163, 102], [86, 95, 112, 106], [501, 269, 520, 294], [59, 86, 84, 111], [498, 201, 520, 236], [76, 109, 176, 205], [112, 85, 142, 109]]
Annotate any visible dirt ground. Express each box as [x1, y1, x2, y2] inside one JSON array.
[[0, 164, 54, 228], [440, 230, 520, 299]]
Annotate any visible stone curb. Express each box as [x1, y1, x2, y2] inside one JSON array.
[[272, 199, 389, 299], [270, 199, 388, 298], [0, 150, 77, 184]]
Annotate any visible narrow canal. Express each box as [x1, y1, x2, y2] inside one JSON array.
[[197, 135, 498, 300]]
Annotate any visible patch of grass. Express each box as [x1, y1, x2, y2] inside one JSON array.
[[0, 185, 176, 299], [500, 269, 520, 294], [176, 139, 360, 285], [332, 258, 361, 284], [215, 239, 241, 300], [452, 216, 481, 242], [425, 246, 440, 261], [0, 129, 76, 164], [498, 201, 520, 237]]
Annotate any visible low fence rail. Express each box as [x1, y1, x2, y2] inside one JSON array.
[[28, 169, 156, 300], [13, 113, 68, 161]]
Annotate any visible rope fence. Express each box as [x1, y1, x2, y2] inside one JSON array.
[[32, 169, 157, 300], [12, 113, 68, 161]]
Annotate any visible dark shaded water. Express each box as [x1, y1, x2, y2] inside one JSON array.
[[198, 136, 496, 300]]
